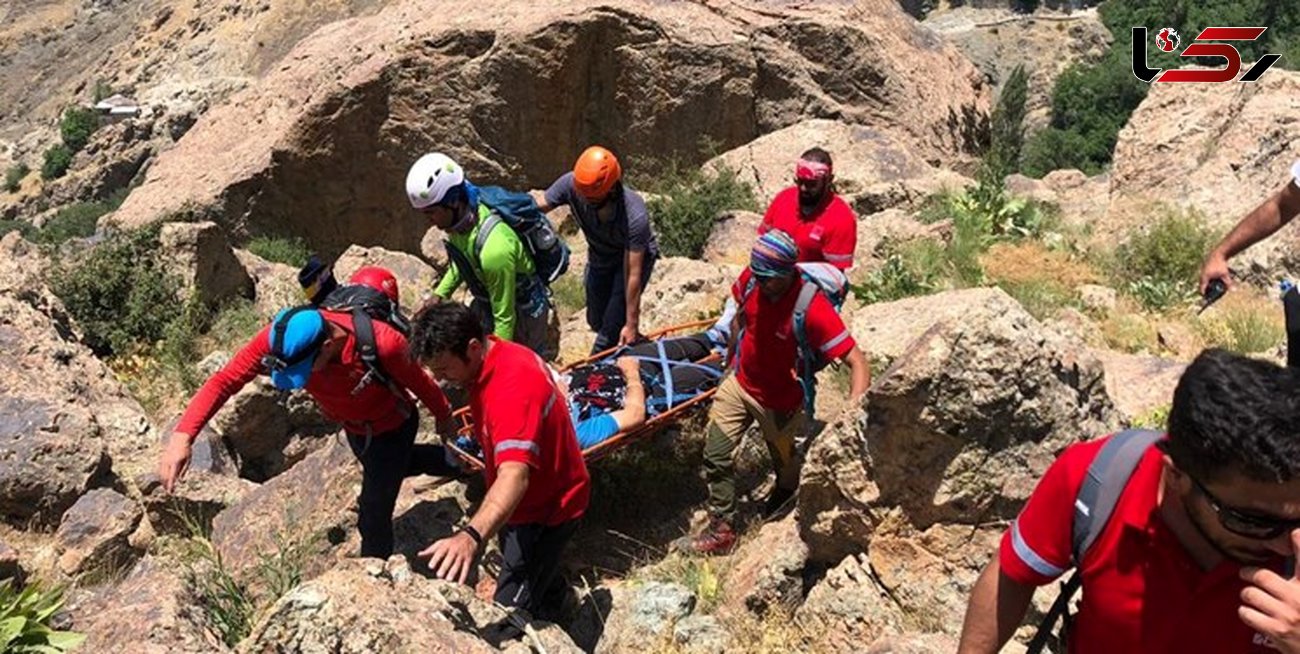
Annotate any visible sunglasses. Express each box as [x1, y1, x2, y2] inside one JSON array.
[[1190, 475, 1300, 540]]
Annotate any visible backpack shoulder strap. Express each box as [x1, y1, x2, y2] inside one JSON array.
[[349, 309, 386, 383], [793, 278, 819, 320], [1027, 428, 1162, 654], [1071, 428, 1163, 563], [475, 212, 504, 261]]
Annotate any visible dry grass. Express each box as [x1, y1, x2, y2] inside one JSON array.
[[1195, 291, 1285, 355], [981, 241, 1099, 288]]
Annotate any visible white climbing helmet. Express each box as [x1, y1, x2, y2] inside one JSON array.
[[405, 152, 465, 209]]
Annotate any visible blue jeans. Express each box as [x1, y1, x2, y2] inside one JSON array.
[[586, 254, 656, 353]]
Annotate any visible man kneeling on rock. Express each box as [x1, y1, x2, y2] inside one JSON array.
[[408, 302, 590, 616], [676, 230, 870, 555], [158, 271, 461, 560]]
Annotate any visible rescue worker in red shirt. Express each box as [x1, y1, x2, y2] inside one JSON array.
[[707, 148, 857, 346], [678, 230, 871, 555], [959, 349, 1300, 654], [408, 302, 590, 616], [157, 271, 459, 560], [759, 147, 857, 271]]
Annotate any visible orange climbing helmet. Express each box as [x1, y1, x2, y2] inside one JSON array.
[[572, 146, 622, 201]]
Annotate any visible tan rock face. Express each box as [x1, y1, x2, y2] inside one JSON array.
[[159, 221, 255, 307], [1109, 70, 1300, 231], [804, 288, 1119, 564], [108, 0, 987, 256], [638, 257, 742, 331], [54, 488, 142, 576], [241, 557, 580, 654], [69, 555, 228, 654]]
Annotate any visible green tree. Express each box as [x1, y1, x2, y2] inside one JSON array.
[[60, 106, 99, 152], [41, 145, 73, 180], [986, 65, 1030, 178]]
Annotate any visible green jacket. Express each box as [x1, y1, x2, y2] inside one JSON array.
[[434, 203, 536, 340]]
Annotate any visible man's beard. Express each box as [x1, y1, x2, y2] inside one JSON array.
[[798, 191, 825, 215]]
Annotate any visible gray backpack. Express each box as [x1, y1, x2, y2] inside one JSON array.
[[1026, 428, 1163, 654]]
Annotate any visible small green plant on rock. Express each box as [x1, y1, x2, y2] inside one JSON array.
[[0, 579, 85, 653]]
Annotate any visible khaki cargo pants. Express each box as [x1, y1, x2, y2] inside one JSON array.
[[703, 375, 805, 523]]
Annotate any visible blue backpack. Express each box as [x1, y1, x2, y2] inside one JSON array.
[[477, 185, 570, 285]]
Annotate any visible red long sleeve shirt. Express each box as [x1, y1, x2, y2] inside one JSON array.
[[176, 311, 451, 438]]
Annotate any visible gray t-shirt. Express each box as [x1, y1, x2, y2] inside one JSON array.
[[545, 172, 660, 266]]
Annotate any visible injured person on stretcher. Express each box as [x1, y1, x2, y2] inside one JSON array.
[[557, 333, 725, 448]]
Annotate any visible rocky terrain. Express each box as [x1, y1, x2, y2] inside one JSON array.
[[0, 0, 1294, 652]]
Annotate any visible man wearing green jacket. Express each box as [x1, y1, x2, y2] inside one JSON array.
[[406, 153, 553, 359]]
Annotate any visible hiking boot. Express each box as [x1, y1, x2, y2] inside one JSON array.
[[672, 518, 737, 556], [763, 486, 796, 519]]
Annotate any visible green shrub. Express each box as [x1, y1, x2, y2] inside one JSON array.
[[247, 235, 311, 267], [41, 145, 73, 181], [1130, 404, 1171, 430], [1112, 209, 1216, 311], [0, 579, 85, 653], [48, 225, 185, 356], [59, 106, 99, 153], [1198, 302, 1286, 355], [30, 192, 125, 246], [855, 246, 941, 304], [644, 161, 759, 259], [4, 163, 29, 193]]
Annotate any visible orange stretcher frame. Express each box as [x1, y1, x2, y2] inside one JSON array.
[[447, 319, 722, 470]]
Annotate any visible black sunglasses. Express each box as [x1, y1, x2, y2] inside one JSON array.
[[1190, 475, 1300, 540]]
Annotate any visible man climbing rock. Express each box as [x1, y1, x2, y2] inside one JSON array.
[[539, 146, 659, 353], [676, 230, 870, 555], [158, 269, 460, 560], [408, 302, 589, 617]]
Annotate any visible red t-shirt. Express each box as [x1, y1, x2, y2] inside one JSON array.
[[1001, 435, 1283, 653], [759, 186, 857, 270], [470, 337, 590, 526], [730, 268, 856, 413], [176, 311, 452, 437]]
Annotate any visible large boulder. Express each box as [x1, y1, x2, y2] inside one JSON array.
[[68, 555, 228, 654], [333, 244, 443, 309], [233, 250, 302, 320], [137, 470, 257, 539], [638, 257, 741, 330], [210, 438, 359, 582], [55, 488, 143, 576], [720, 516, 808, 617], [708, 119, 974, 216], [1093, 350, 1185, 422], [804, 288, 1119, 564], [1108, 70, 1300, 232], [241, 557, 580, 653], [107, 0, 987, 257], [0, 234, 157, 485], [702, 210, 762, 266], [159, 221, 255, 307]]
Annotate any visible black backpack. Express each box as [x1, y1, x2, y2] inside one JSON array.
[[315, 283, 409, 397]]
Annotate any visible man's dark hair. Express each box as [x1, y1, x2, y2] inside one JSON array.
[[800, 147, 833, 168], [408, 301, 483, 362], [1164, 348, 1300, 483]]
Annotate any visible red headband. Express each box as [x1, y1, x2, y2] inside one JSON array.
[[795, 159, 831, 181]]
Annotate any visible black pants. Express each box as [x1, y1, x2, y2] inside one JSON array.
[[494, 519, 580, 614], [347, 412, 461, 559], [587, 254, 656, 353]]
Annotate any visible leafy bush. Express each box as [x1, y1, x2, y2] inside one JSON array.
[[1111, 209, 1216, 311], [855, 245, 941, 304], [4, 163, 29, 193], [48, 225, 185, 356], [247, 235, 311, 267], [29, 191, 125, 246], [998, 277, 1076, 320], [41, 145, 73, 181], [0, 579, 85, 653], [59, 106, 100, 153], [644, 161, 759, 259]]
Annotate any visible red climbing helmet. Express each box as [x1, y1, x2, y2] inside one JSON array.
[[349, 266, 399, 303]]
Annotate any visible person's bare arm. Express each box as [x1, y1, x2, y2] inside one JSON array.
[[839, 345, 871, 407], [957, 557, 1038, 654], [1201, 181, 1300, 293], [619, 249, 648, 346], [607, 356, 647, 431]]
